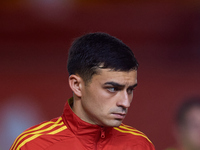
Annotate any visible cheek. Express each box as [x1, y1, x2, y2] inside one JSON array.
[[83, 90, 104, 110], [84, 87, 118, 112], [129, 94, 133, 101]]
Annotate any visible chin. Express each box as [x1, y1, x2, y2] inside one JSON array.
[[105, 120, 122, 127]]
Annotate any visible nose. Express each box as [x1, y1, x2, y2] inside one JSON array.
[[117, 91, 131, 109]]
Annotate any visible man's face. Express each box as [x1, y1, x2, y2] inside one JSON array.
[[179, 107, 200, 150], [78, 69, 137, 127]]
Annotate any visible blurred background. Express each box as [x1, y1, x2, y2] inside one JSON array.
[[1, 0, 200, 149]]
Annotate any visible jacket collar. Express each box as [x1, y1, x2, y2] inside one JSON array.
[[62, 97, 113, 138]]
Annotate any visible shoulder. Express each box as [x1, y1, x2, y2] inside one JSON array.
[[10, 117, 68, 150], [113, 123, 151, 142], [113, 123, 155, 149]]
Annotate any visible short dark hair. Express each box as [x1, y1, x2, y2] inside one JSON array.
[[67, 32, 138, 83], [175, 96, 200, 126]]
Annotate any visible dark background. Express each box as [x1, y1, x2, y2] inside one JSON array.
[[1, 0, 200, 149]]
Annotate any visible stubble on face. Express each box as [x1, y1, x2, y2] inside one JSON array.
[[75, 69, 137, 127]]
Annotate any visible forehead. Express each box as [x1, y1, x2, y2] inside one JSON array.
[[92, 69, 137, 84]]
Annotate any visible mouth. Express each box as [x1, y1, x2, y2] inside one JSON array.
[[112, 113, 126, 120]]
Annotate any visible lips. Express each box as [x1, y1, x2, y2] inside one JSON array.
[[112, 113, 126, 120]]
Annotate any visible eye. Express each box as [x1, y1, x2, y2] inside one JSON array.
[[107, 87, 118, 93], [127, 88, 134, 94]]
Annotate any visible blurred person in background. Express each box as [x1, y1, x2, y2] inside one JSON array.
[[167, 96, 200, 150], [10, 32, 155, 150]]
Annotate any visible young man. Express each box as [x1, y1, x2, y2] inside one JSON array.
[[167, 96, 200, 150], [10, 32, 155, 150]]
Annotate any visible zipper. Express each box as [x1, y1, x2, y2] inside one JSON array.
[[95, 127, 106, 150], [100, 127, 106, 139]]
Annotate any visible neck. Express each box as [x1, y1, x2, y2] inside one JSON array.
[[71, 95, 96, 125]]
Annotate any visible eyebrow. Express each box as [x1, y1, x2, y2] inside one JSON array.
[[104, 82, 137, 88]]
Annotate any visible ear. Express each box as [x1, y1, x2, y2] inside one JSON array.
[[69, 75, 83, 97]]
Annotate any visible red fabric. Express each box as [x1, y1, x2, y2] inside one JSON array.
[[10, 98, 155, 150]]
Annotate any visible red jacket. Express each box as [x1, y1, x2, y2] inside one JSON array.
[[10, 99, 155, 150]]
